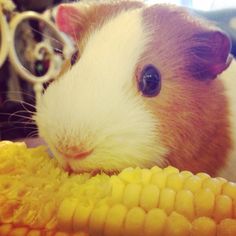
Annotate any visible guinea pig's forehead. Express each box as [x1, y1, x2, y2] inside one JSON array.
[[77, 9, 149, 78]]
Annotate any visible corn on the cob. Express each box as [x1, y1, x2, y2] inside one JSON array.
[[0, 141, 236, 236]]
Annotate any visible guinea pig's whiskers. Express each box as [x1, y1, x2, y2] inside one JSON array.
[[9, 113, 34, 122], [0, 120, 36, 129], [0, 111, 35, 120], [0, 110, 33, 117], [1, 91, 36, 100], [2, 126, 36, 134], [0, 108, 36, 133], [1, 104, 38, 138], [2, 99, 36, 111], [26, 130, 39, 139]]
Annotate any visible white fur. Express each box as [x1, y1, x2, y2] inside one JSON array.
[[35, 8, 167, 172], [218, 59, 236, 181]]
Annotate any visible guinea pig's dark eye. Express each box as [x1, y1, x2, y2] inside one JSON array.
[[138, 65, 161, 97], [70, 50, 79, 66]]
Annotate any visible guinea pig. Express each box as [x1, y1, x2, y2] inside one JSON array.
[[34, 0, 236, 180]]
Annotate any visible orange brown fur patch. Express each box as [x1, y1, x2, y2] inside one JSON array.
[[140, 5, 232, 175]]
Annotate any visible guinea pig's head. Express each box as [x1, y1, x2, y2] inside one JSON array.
[[35, 1, 232, 174]]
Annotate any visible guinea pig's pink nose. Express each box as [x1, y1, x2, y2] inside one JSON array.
[[58, 146, 93, 160]]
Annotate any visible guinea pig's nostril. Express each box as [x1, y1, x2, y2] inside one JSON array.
[[57, 146, 93, 160]]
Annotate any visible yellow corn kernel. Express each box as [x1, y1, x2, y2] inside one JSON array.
[[175, 190, 195, 220], [163, 166, 179, 175], [179, 170, 193, 180], [159, 188, 176, 215], [12, 204, 31, 227], [194, 189, 215, 217], [118, 167, 141, 183], [27, 230, 41, 236], [45, 217, 57, 231], [143, 208, 167, 236], [43, 231, 55, 236], [89, 204, 109, 236], [213, 195, 233, 223], [191, 217, 216, 236], [110, 176, 125, 204], [0, 195, 7, 205], [0, 199, 20, 224], [104, 204, 127, 236], [72, 233, 89, 236], [150, 166, 162, 174], [217, 177, 228, 185], [21, 209, 38, 227], [123, 183, 141, 208], [10, 227, 29, 236], [184, 175, 202, 193], [0, 140, 14, 147], [57, 198, 78, 231], [166, 173, 184, 191], [139, 185, 160, 212], [151, 171, 167, 188], [163, 212, 191, 236], [140, 168, 152, 185], [196, 172, 211, 181], [73, 201, 93, 231], [202, 177, 223, 195], [38, 200, 56, 228], [0, 224, 12, 235], [123, 207, 145, 236], [223, 182, 236, 201], [54, 232, 70, 236], [217, 219, 236, 236]]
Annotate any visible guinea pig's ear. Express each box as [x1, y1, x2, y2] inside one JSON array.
[[187, 30, 232, 80], [56, 4, 88, 40]]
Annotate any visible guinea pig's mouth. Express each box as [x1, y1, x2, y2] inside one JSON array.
[[56, 147, 94, 160], [53, 146, 121, 175]]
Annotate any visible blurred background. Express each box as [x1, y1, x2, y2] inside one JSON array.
[[1, 0, 236, 142], [146, 0, 236, 10]]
